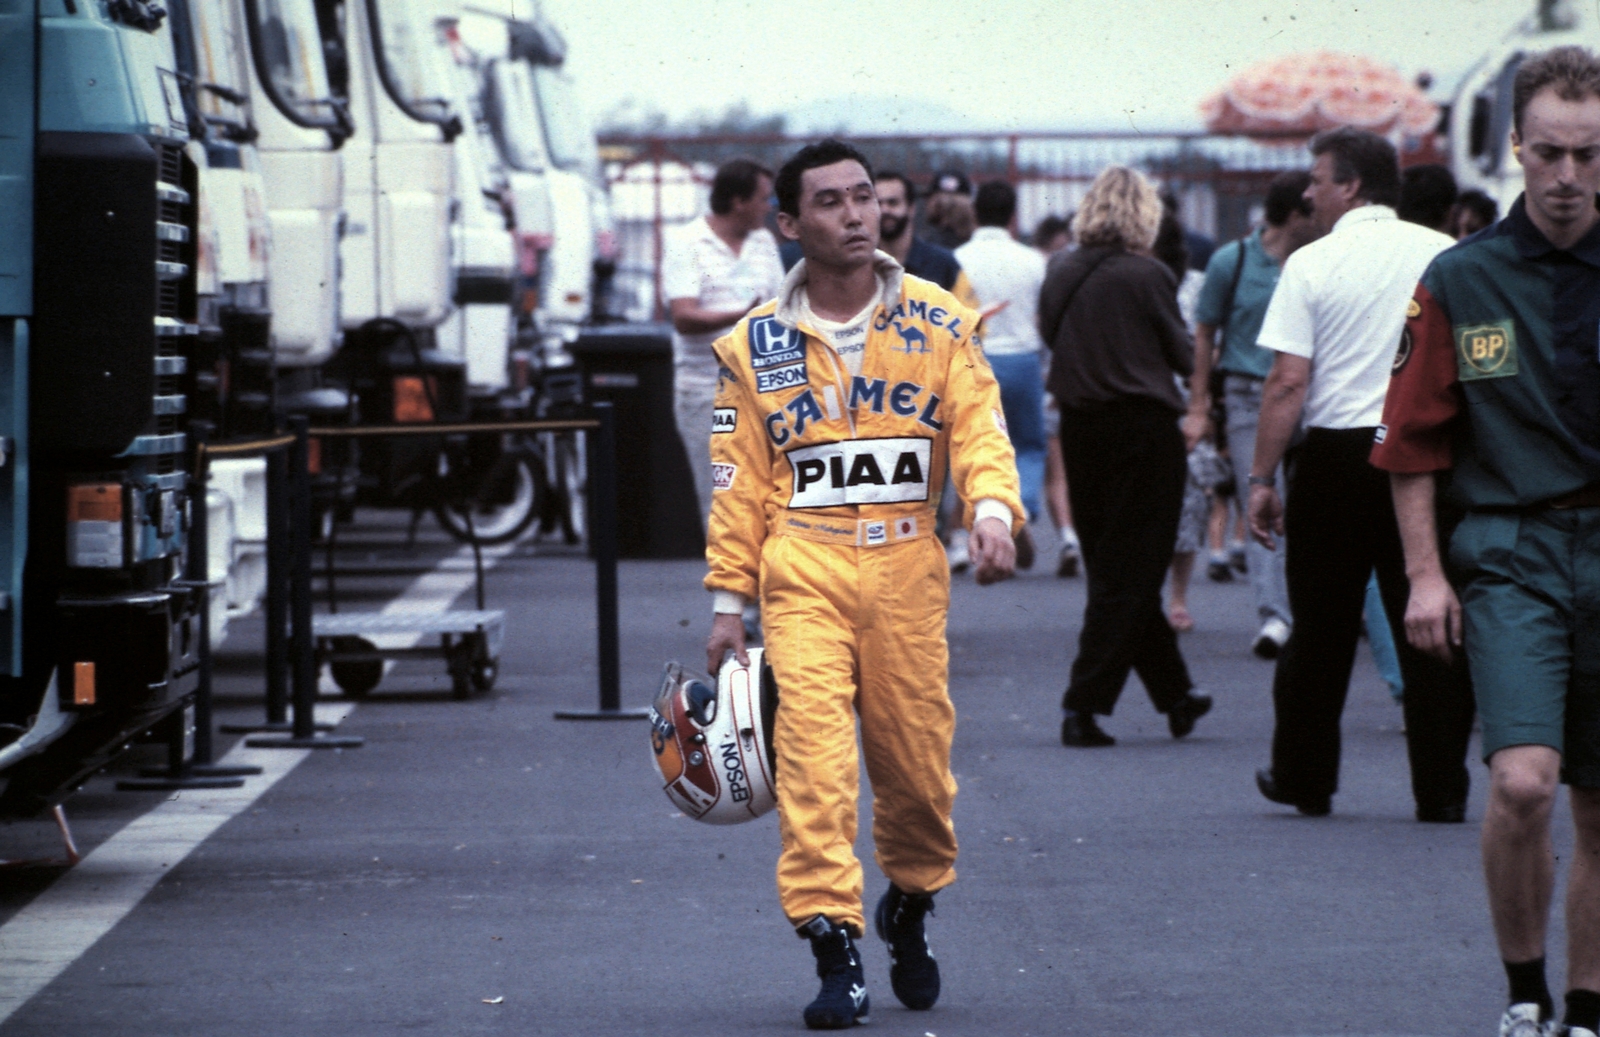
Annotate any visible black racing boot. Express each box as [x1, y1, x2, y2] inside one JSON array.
[[797, 915, 869, 1029], [874, 885, 941, 1010]]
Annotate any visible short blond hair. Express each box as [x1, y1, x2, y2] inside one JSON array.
[[1072, 166, 1162, 252]]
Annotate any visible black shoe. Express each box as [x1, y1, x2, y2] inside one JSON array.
[[874, 885, 940, 1010], [1255, 768, 1331, 816], [1416, 802, 1467, 823], [1166, 692, 1213, 739], [1014, 527, 1036, 571], [1056, 545, 1080, 578], [1061, 711, 1115, 747], [1206, 558, 1234, 582], [797, 916, 869, 1029]]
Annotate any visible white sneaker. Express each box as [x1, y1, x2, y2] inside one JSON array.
[[1252, 618, 1290, 660], [1569, 1027, 1597, 1037], [947, 530, 970, 574], [1499, 1003, 1557, 1037]]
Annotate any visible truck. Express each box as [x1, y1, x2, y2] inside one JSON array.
[[1448, 0, 1600, 213], [0, 0, 205, 815]]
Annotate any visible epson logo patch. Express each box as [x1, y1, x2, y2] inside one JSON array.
[[712, 408, 737, 433], [756, 363, 807, 394], [786, 437, 932, 509]]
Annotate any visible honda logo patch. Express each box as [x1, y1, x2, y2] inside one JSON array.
[[785, 437, 932, 508]]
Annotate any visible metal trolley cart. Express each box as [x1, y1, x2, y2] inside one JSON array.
[[316, 610, 505, 701]]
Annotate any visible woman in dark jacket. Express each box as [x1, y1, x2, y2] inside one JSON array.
[[1039, 165, 1212, 747]]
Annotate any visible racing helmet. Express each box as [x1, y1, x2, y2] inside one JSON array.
[[649, 649, 779, 824]]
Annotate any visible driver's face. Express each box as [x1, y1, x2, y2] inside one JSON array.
[[776, 160, 880, 272]]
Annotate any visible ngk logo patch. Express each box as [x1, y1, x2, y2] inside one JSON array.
[[712, 463, 737, 491], [785, 437, 931, 509]]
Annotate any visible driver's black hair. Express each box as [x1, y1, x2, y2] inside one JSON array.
[[775, 139, 875, 217]]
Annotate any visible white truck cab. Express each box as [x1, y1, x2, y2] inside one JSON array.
[[1449, 0, 1600, 213]]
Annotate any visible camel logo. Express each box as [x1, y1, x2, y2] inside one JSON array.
[[1455, 320, 1518, 381], [892, 322, 929, 354]]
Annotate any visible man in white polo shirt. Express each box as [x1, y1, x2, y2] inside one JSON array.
[[956, 180, 1074, 569], [664, 158, 786, 524], [1246, 127, 1476, 821]]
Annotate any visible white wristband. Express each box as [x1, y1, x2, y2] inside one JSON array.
[[712, 590, 748, 615], [973, 498, 1014, 530]]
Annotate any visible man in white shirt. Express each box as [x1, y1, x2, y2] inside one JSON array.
[[1246, 127, 1475, 822], [956, 180, 1073, 570], [662, 159, 786, 524]]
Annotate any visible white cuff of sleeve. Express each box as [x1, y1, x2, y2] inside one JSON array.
[[712, 590, 748, 615], [973, 498, 1014, 531]]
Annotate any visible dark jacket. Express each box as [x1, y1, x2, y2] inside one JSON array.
[[1039, 245, 1193, 412]]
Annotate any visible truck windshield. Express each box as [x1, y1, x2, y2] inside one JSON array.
[[531, 66, 598, 181], [176, 0, 250, 132], [243, 0, 343, 133], [486, 60, 547, 173], [366, 0, 455, 129]]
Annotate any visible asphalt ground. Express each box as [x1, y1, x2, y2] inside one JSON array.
[[0, 514, 1576, 1036]]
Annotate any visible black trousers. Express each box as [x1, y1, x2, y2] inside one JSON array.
[[1270, 427, 1476, 810], [1060, 399, 1193, 715]]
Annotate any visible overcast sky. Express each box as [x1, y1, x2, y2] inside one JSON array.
[[546, 0, 1582, 132]]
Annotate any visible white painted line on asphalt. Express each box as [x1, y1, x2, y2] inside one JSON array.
[[0, 701, 355, 1023]]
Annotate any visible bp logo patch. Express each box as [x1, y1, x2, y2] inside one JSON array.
[[1455, 321, 1518, 380]]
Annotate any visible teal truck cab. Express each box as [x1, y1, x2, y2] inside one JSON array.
[[0, 0, 204, 814]]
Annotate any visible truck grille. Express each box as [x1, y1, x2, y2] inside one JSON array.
[[151, 140, 192, 475]]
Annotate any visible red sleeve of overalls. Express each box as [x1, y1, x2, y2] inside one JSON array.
[[1370, 282, 1461, 473]]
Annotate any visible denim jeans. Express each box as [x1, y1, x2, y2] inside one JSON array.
[[1223, 374, 1291, 626], [987, 351, 1046, 522]]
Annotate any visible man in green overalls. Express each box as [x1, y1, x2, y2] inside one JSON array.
[[1373, 46, 1600, 1037]]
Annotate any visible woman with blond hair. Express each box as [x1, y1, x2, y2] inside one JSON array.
[[1039, 165, 1212, 747]]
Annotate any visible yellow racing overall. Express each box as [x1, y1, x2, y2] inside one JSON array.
[[706, 263, 1021, 933]]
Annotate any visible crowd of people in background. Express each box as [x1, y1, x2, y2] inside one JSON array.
[[673, 47, 1600, 1032]]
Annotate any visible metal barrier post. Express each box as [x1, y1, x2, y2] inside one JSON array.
[[247, 416, 363, 750], [265, 441, 289, 725], [220, 433, 331, 734], [119, 423, 259, 790], [555, 402, 646, 720]]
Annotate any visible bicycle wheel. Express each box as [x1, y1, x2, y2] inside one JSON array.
[[434, 451, 541, 545], [554, 432, 586, 545]]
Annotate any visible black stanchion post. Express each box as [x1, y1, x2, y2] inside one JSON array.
[[247, 416, 363, 750], [220, 436, 330, 734], [120, 423, 257, 790], [264, 444, 290, 723], [555, 402, 646, 721]]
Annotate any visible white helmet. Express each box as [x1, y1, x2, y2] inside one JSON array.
[[649, 649, 778, 824]]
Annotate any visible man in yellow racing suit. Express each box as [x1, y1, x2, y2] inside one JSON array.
[[703, 139, 1022, 1030]]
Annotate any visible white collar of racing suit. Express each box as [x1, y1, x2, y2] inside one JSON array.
[[773, 249, 905, 332]]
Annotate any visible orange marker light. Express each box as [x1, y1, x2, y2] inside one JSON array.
[[392, 376, 437, 423], [67, 483, 122, 522], [73, 661, 95, 706]]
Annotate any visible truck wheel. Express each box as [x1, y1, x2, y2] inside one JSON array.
[[328, 636, 382, 698]]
